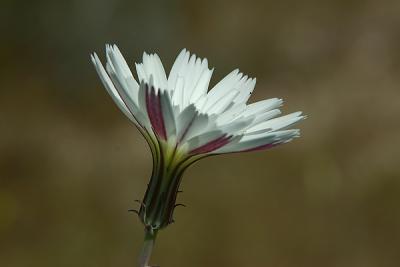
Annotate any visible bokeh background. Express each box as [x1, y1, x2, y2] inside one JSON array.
[[1, 0, 400, 266]]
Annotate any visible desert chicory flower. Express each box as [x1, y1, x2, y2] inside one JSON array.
[[91, 45, 305, 231]]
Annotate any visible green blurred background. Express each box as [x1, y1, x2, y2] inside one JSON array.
[[1, 0, 400, 266]]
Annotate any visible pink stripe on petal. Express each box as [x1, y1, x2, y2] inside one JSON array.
[[241, 142, 278, 152], [145, 85, 167, 140], [178, 114, 196, 143], [190, 135, 232, 155]]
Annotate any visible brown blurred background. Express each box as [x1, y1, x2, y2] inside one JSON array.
[[1, 0, 400, 266]]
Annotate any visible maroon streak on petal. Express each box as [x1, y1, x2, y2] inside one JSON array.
[[178, 113, 196, 143], [189, 135, 232, 155], [145, 85, 167, 140], [241, 142, 278, 152]]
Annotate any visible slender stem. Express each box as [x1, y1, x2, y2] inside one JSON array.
[[138, 227, 158, 267]]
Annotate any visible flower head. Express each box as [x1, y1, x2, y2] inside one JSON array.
[[91, 45, 305, 230]]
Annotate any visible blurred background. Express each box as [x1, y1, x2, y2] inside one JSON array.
[[1, 0, 400, 266]]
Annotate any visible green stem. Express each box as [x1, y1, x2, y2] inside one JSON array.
[[138, 227, 158, 267]]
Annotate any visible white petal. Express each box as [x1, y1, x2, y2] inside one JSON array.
[[246, 112, 304, 133], [193, 94, 208, 111], [168, 49, 212, 110], [216, 129, 300, 153], [106, 45, 140, 105], [233, 77, 257, 104], [204, 90, 239, 114], [190, 66, 213, 104], [176, 104, 196, 140], [171, 76, 185, 108], [219, 116, 255, 136], [247, 109, 282, 129], [241, 98, 283, 117], [216, 103, 247, 125], [204, 69, 242, 110], [186, 130, 227, 152], [180, 112, 209, 143], [106, 61, 149, 128], [139, 52, 168, 91], [91, 53, 136, 123], [168, 49, 189, 92], [135, 63, 147, 84], [235, 78, 256, 103], [159, 90, 177, 138], [111, 45, 136, 80]]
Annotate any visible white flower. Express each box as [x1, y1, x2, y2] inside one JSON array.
[[91, 45, 305, 229]]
